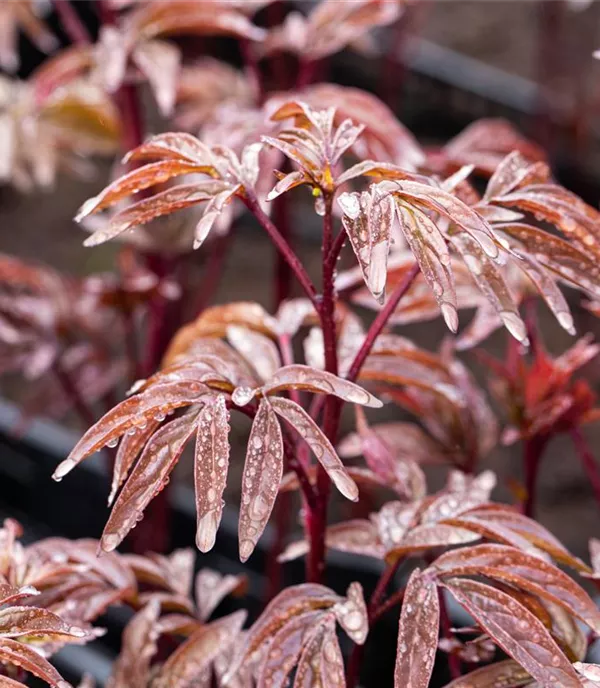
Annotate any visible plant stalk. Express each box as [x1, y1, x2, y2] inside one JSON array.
[[307, 194, 339, 584], [439, 588, 462, 679], [242, 191, 318, 305], [53, 0, 92, 45], [570, 426, 600, 512], [523, 434, 548, 518], [346, 263, 420, 384]]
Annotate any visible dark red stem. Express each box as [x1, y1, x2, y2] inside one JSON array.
[[439, 589, 462, 679], [54, 358, 96, 429], [53, 0, 91, 45], [371, 586, 406, 624], [240, 38, 264, 104], [193, 232, 232, 318], [570, 426, 600, 512], [242, 192, 318, 305], [326, 227, 347, 268], [522, 434, 548, 518], [307, 194, 338, 584], [346, 263, 420, 384], [272, 175, 294, 308]]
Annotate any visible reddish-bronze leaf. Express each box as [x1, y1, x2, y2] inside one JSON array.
[[432, 544, 600, 633], [441, 659, 532, 688], [270, 396, 358, 501], [101, 411, 200, 552], [0, 604, 88, 641], [53, 381, 207, 481], [227, 325, 281, 383], [262, 364, 382, 408], [396, 201, 458, 332], [394, 569, 440, 688], [225, 584, 340, 682], [256, 610, 323, 688], [451, 507, 590, 573], [88, 182, 228, 247], [293, 614, 346, 688], [154, 610, 246, 688], [195, 569, 247, 622], [76, 161, 211, 221], [0, 638, 70, 688], [333, 582, 368, 645], [238, 399, 283, 562], [109, 419, 160, 505], [108, 599, 161, 688], [441, 578, 580, 687], [449, 229, 527, 344], [124, 132, 216, 166], [194, 396, 231, 553], [338, 186, 394, 304], [496, 221, 600, 301], [279, 519, 384, 563]]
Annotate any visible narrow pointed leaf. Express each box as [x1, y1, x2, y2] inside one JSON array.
[[263, 364, 382, 408], [293, 615, 345, 688], [395, 202, 458, 332], [53, 381, 207, 480], [441, 659, 531, 688], [0, 637, 70, 688], [0, 606, 87, 641], [238, 399, 283, 562], [226, 584, 340, 683], [442, 578, 580, 687], [101, 411, 199, 552], [394, 569, 439, 688], [194, 396, 230, 553], [432, 544, 600, 633], [256, 610, 323, 688], [270, 397, 358, 501], [195, 569, 247, 622], [450, 230, 527, 343], [109, 419, 160, 505], [76, 161, 210, 221], [154, 611, 246, 688]]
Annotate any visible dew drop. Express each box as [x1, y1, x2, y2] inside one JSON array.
[[106, 437, 119, 448], [232, 386, 256, 406]]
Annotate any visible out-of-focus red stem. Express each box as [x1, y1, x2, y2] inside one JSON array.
[[346, 263, 420, 384], [193, 232, 231, 318], [54, 0, 91, 45], [54, 358, 96, 429], [570, 426, 600, 512], [240, 38, 264, 104], [522, 435, 547, 518]]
